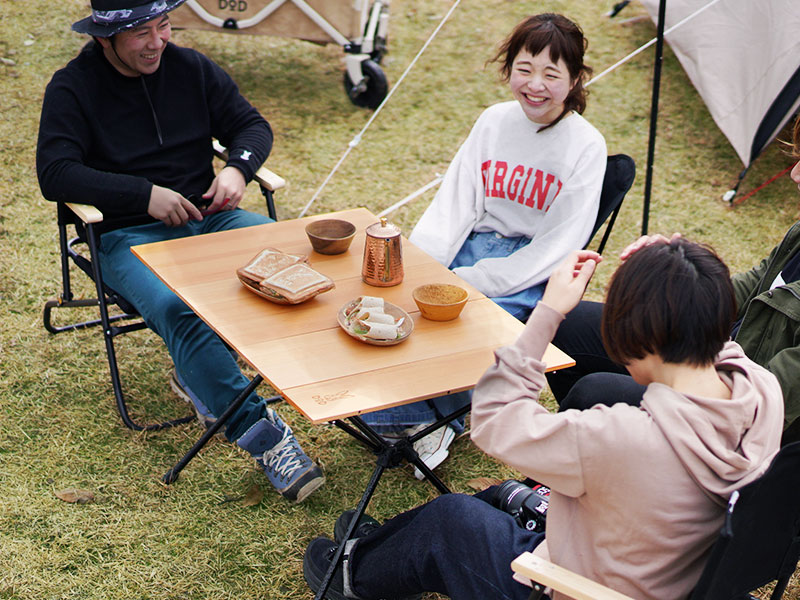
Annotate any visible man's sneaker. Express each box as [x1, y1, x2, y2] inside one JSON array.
[[169, 369, 217, 428], [333, 510, 381, 544], [412, 424, 456, 480], [237, 418, 324, 502]]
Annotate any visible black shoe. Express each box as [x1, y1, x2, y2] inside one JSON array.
[[333, 510, 381, 544], [303, 537, 349, 600]]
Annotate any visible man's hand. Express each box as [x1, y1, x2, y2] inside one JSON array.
[[148, 185, 203, 226], [541, 250, 601, 316], [201, 166, 246, 213], [620, 232, 681, 261]]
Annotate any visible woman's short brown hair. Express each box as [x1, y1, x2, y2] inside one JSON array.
[[601, 238, 736, 367], [492, 13, 592, 129]]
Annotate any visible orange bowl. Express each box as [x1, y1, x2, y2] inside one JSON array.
[[412, 284, 468, 321], [305, 219, 357, 255]]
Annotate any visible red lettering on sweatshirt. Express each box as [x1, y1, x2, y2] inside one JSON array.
[[482, 159, 562, 211], [507, 165, 525, 201], [526, 170, 556, 209], [481, 160, 492, 196], [490, 161, 508, 199]]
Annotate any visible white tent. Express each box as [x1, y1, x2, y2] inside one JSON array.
[[639, 0, 800, 167]]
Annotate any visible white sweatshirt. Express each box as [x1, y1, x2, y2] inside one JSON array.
[[409, 101, 607, 298]]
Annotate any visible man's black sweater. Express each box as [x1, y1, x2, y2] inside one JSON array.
[[36, 41, 272, 222]]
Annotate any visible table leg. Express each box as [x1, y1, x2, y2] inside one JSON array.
[[313, 458, 387, 600], [161, 374, 264, 484], [315, 405, 472, 597]]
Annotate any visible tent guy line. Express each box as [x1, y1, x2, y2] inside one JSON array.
[[299, 0, 724, 219], [297, 0, 464, 218]]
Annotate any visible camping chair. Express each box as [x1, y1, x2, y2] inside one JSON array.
[[511, 441, 800, 600], [43, 141, 285, 431], [587, 154, 636, 255]]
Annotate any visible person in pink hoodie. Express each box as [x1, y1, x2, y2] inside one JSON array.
[[303, 238, 783, 600]]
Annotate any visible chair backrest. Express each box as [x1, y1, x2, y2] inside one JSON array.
[[690, 441, 800, 600], [588, 154, 636, 254]]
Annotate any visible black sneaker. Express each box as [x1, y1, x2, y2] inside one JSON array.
[[304, 536, 423, 600], [303, 537, 349, 600], [333, 510, 381, 544]]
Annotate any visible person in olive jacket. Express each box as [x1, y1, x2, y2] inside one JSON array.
[[546, 114, 800, 443]]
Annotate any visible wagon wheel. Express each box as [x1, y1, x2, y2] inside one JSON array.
[[343, 60, 388, 110]]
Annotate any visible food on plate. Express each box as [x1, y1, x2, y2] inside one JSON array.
[[237, 247, 334, 304], [237, 247, 307, 286], [344, 296, 404, 340], [259, 262, 335, 303]]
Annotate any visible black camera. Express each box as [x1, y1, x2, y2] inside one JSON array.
[[491, 479, 550, 532]]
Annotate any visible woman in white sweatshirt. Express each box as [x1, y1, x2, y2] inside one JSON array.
[[363, 13, 607, 471]]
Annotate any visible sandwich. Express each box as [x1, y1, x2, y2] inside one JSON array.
[[237, 247, 307, 287], [237, 247, 335, 304], [344, 295, 405, 340], [259, 262, 335, 304]]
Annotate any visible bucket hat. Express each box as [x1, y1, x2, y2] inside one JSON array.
[[72, 0, 187, 38]]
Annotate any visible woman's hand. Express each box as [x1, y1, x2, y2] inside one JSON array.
[[541, 250, 601, 316], [620, 232, 681, 261]]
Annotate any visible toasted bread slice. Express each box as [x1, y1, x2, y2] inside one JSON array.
[[239, 247, 306, 283], [259, 262, 335, 304]]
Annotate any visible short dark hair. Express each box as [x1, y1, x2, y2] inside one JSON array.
[[491, 13, 592, 130], [601, 238, 735, 367]]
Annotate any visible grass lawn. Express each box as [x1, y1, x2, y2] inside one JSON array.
[[1, 0, 798, 598]]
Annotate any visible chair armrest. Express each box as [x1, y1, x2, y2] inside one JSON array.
[[511, 552, 635, 600], [66, 202, 104, 224], [212, 139, 286, 192]]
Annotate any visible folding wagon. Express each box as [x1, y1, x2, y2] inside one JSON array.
[[170, 0, 391, 109]]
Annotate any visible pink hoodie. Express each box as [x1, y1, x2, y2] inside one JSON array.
[[471, 303, 784, 599]]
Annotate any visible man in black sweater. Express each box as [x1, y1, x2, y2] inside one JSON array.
[[36, 0, 324, 502]]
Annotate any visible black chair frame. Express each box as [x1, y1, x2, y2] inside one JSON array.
[[44, 146, 282, 432], [587, 154, 636, 255]]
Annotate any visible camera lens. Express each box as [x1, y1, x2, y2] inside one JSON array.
[[492, 480, 534, 515]]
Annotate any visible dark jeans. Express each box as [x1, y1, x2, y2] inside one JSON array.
[[545, 301, 646, 411], [349, 489, 544, 600]]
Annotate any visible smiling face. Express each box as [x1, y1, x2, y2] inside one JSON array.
[[509, 47, 575, 125], [99, 15, 172, 77]]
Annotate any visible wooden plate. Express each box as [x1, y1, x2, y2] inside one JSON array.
[[337, 298, 414, 346]]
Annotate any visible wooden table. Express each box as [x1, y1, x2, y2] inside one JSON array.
[[132, 207, 574, 599], [132, 207, 573, 425]]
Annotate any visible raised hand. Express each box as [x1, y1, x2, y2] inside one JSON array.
[[541, 250, 601, 316], [619, 232, 681, 261]]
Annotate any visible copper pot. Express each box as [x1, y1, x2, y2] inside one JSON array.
[[362, 217, 404, 287]]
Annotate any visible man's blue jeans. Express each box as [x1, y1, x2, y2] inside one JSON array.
[[98, 209, 279, 444], [348, 490, 545, 600], [361, 232, 545, 434]]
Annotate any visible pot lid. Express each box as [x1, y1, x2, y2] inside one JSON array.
[[365, 217, 401, 239]]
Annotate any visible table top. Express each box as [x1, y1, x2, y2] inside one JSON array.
[[131, 208, 574, 423]]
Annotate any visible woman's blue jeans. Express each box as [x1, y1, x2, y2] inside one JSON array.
[[98, 209, 280, 444], [348, 490, 545, 600], [361, 232, 545, 434]]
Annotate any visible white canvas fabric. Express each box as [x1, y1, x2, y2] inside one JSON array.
[[640, 0, 800, 165]]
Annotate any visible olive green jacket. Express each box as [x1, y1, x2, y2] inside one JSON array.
[[732, 221, 800, 428]]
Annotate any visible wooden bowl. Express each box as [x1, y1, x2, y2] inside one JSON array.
[[305, 219, 357, 255], [412, 284, 468, 321]]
